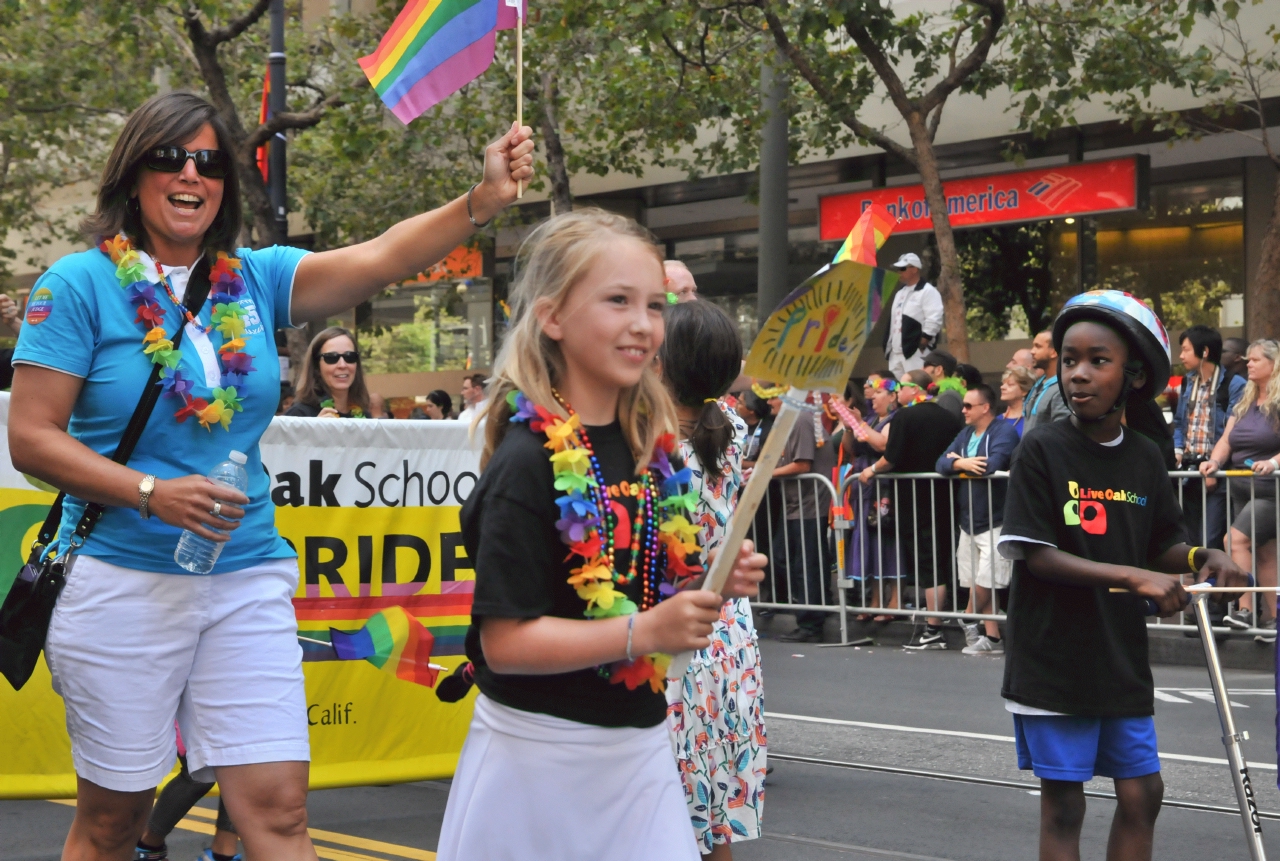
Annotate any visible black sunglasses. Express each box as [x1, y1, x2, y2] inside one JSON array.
[[142, 146, 231, 179], [961, 402, 986, 410], [320, 351, 360, 365]]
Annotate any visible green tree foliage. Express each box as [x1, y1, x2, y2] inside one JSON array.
[[955, 221, 1065, 340], [360, 294, 469, 373], [0, 1, 155, 279]]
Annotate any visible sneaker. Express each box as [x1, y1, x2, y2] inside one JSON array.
[[1255, 619, 1277, 644], [778, 627, 823, 643], [1224, 609, 1253, 631], [904, 627, 947, 650], [962, 636, 1004, 656], [963, 623, 982, 648], [197, 851, 243, 861], [134, 846, 167, 861]]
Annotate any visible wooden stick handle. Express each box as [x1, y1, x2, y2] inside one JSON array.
[[667, 397, 804, 679]]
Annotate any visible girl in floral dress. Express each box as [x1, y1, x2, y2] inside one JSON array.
[[658, 301, 766, 859]]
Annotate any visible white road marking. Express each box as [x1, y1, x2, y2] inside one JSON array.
[[1155, 688, 1274, 696], [1181, 690, 1249, 708], [1154, 690, 1193, 703], [766, 712, 1278, 771]]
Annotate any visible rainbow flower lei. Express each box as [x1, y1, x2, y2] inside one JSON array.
[[99, 234, 255, 432], [507, 389, 703, 693]]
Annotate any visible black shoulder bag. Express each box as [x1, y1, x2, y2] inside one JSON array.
[[0, 258, 212, 690]]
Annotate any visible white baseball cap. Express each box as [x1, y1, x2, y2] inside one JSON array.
[[892, 253, 922, 269]]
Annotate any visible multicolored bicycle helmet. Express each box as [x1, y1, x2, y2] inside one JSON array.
[[1052, 290, 1171, 408]]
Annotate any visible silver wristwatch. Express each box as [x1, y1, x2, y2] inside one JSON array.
[[138, 474, 156, 519]]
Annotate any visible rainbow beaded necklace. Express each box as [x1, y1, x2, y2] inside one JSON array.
[[507, 389, 703, 693], [99, 234, 255, 432]]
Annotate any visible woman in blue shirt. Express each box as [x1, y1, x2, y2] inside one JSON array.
[[7, 92, 532, 861]]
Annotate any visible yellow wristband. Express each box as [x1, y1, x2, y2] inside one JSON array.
[[1188, 546, 1202, 574]]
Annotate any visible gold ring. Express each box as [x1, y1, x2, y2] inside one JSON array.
[[212, 501, 222, 517]]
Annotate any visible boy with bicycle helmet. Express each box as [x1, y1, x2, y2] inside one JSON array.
[[996, 290, 1247, 860]]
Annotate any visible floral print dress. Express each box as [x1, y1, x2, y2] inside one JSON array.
[[666, 410, 767, 853]]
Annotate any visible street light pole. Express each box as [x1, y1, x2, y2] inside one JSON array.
[[268, 0, 288, 243]]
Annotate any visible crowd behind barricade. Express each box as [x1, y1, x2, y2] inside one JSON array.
[[746, 322, 1280, 652]]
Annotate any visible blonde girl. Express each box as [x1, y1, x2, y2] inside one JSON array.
[[437, 210, 766, 861]]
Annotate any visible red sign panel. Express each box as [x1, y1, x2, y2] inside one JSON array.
[[819, 156, 1146, 240]]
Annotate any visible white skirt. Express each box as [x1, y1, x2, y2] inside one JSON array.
[[437, 694, 700, 861]]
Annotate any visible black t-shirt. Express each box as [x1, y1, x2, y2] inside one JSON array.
[[1000, 420, 1187, 717], [461, 420, 667, 728], [883, 400, 963, 472]]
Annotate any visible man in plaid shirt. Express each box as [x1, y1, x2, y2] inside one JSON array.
[[1173, 325, 1245, 550]]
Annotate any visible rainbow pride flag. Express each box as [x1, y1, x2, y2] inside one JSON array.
[[360, 0, 527, 124], [327, 605, 442, 687], [833, 204, 897, 266]]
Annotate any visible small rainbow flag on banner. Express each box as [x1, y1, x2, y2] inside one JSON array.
[[329, 605, 441, 687], [360, 0, 527, 125], [833, 204, 897, 266]]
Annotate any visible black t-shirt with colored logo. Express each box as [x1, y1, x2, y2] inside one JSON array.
[[461, 420, 668, 729], [998, 419, 1186, 717]]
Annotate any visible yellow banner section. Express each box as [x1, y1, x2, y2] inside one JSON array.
[[0, 493, 477, 799]]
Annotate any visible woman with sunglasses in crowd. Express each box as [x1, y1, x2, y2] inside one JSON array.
[[7, 92, 533, 861], [286, 326, 386, 419]]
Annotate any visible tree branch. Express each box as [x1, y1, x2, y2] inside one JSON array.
[[927, 95, 947, 142], [919, 0, 1005, 114], [207, 0, 273, 46], [759, 3, 915, 164], [842, 18, 915, 120], [240, 94, 345, 154], [180, 6, 250, 140]]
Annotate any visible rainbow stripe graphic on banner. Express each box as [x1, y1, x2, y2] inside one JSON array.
[[833, 203, 897, 266], [296, 592, 473, 683], [326, 606, 441, 687], [359, 0, 525, 124]]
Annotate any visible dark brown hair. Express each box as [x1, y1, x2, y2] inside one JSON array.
[[295, 327, 371, 413], [658, 300, 743, 478], [81, 92, 242, 255]]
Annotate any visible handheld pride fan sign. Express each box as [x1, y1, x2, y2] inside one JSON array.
[[668, 205, 898, 677]]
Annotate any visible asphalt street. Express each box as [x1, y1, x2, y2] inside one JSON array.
[[5, 635, 1278, 860]]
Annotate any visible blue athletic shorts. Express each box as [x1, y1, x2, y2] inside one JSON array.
[[1013, 714, 1161, 782]]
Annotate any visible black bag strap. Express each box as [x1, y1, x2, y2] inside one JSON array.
[[31, 256, 213, 555]]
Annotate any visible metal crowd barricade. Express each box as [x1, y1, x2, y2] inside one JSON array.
[[752, 470, 1280, 643], [747, 473, 851, 643], [832, 471, 1010, 635], [1170, 469, 1280, 637]]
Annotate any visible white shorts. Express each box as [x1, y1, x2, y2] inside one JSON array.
[[438, 695, 699, 861], [45, 555, 309, 792], [956, 527, 1011, 589]]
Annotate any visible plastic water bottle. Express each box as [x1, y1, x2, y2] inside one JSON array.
[[174, 451, 249, 574]]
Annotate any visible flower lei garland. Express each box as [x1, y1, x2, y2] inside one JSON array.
[[99, 234, 255, 432], [506, 389, 703, 693]]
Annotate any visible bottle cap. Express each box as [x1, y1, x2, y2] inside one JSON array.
[[228, 451, 248, 464]]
